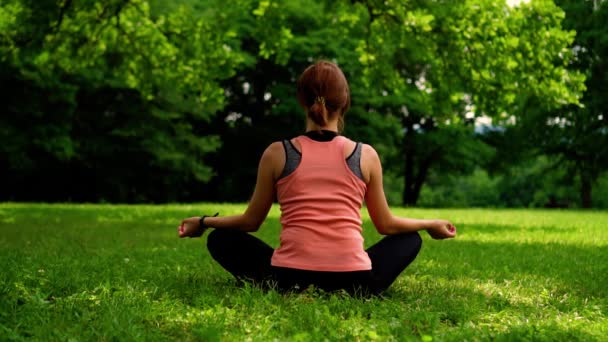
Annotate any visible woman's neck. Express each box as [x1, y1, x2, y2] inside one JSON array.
[[304, 130, 338, 141], [305, 120, 339, 133]]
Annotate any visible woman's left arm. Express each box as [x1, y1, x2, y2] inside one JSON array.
[[178, 142, 284, 237]]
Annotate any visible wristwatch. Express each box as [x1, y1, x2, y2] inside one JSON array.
[[199, 212, 219, 230]]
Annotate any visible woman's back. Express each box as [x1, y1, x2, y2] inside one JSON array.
[[271, 134, 370, 271]]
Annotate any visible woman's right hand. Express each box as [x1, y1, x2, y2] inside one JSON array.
[[178, 217, 204, 238], [426, 220, 457, 240]]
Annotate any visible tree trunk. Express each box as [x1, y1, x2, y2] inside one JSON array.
[[403, 149, 416, 206], [412, 156, 433, 204], [402, 124, 416, 206], [580, 171, 593, 208], [401, 124, 435, 206], [401, 114, 442, 207], [403, 152, 435, 206]]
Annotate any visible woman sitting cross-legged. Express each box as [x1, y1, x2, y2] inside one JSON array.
[[178, 60, 456, 297]]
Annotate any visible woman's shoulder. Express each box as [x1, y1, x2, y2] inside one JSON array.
[[263, 138, 303, 158], [358, 142, 380, 163], [259, 141, 288, 180], [264, 140, 285, 155], [341, 136, 377, 152]]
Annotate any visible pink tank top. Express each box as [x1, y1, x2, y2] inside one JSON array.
[[271, 135, 371, 271]]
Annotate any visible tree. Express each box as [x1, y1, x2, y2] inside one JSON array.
[[0, 0, 245, 201], [346, 0, 585, 205], [524, 0, 608, 208], [0, 0, 589, 206]]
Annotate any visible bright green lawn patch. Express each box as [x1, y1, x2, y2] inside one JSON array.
[[1, 203, 606, 341]]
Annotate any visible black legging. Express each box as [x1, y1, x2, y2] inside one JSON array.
[[206, 229, 422, 297]]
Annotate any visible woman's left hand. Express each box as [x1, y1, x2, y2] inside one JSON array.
[[426, 220, 457, 240]]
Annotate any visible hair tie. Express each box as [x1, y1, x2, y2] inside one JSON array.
[[315, 96, 325, 105]]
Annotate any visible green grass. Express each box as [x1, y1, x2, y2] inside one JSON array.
[[1, 203, 607, 341]]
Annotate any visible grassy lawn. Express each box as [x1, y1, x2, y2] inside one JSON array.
[[1, 203, 606, 341]]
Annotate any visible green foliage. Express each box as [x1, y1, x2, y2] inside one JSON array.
[[496, 156, 580, 208], [418, 155, 599, 209], [521, 0, 608, 207], [476, 0, 608, 209], [594, 174, 608, 208], [349, 0, 585, 119], [0, 0, 595, 206], [1, 203, 607, 340], [0, 0, 246, 202], [338, 0, 586, 205], [419, 168, 502, 208]]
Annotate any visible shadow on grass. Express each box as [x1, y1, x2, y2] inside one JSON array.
[[419, 236, 607, 300], [165, 220, 607, 303], [489, 323, 602, 342], [454, 222, 593, 236]]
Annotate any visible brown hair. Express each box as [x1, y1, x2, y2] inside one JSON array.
[[296, 60, 351, 132]]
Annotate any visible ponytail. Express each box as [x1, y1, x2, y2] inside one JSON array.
[[308, 96, 328, 128], [296, 61, 351, 132]]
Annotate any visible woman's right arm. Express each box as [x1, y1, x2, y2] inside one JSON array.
[[362, 144, 456, 239], [178, 141, 283, 237]]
